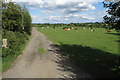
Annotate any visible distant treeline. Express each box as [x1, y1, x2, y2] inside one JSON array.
[[33, 22, 111, 29]]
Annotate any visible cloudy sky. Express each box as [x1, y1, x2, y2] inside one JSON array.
[[11, 0, 107, 23]]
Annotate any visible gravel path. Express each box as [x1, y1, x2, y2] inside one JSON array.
[[3, 27, 91, 78]]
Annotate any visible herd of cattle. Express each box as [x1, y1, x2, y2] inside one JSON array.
[[63, 27, 95, 32], [41, 26, 112, 32], [62, 27, 112, 32]]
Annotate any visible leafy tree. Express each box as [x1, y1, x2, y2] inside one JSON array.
[[2, 2, 32, 34], [103, 1, 120, 30], [22, 6, 32, 35], [2, 2, 23, 32]]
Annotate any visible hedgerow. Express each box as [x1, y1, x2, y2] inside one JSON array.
[[2, 31, 29, 57], [1, 1, 32, 72]]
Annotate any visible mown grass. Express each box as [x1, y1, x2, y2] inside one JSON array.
[[38, 48, 46, 54], [38, 27, 120, 78], [38, 27, 119, 54], [58, 44, 120, 78]]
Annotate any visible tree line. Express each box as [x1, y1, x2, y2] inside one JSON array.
[[2, 1, 32, 35], [33, 22, 109, 29]]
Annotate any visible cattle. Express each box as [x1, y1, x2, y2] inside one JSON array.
[[71, 27, 74, 29], [41, 27, 44, 29], [75, 28, 78, 31], [89, 27, 93, 30], [107, 30, 111, 32], [53, 27, 56, 29], [63, 27, 71, 31], [90, 29, 94, 32], [82, 28, 85, 30]]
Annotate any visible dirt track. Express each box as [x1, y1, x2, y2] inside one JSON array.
[[3, 27, 91, 78]]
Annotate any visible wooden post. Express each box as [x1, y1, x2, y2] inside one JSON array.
[[2, 39, 8, 48]]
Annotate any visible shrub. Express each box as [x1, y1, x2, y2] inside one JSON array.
[[2, 31, 28, 57]]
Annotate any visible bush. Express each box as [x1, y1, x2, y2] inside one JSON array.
[[2, 2, 32, 35], [2, 31, 28, 57]]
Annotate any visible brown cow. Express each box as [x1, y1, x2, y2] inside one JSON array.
[[107, 30, 111, 32], [63, 27, 71, 31]]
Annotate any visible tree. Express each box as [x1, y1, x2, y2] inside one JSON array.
[[22, 6, 32, 35], [2, 2, 32, 34], [2, 2, 23, 32], [103, 1, 120, 30]]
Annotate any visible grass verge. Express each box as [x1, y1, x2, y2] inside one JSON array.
[[2, 35, 31, 72], [38, 48, 46, 54]]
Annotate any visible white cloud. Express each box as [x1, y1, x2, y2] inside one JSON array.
[[31, 15, 44, 23], [31, 15, 38, 21], [41, 14, 95, 23], [11, 0, 43, 3], [11, 0, 103, 3], [10, 0, 105, 23], [91, 10, 107, 18], [31, 13, 97, 23], [41, 10, 53, 14], [65, 14, 95, 20], [11, 0, 103, 14]]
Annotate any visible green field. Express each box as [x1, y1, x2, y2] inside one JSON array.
[[38, 27, 120, 77], [38, 27, 119, 54]]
